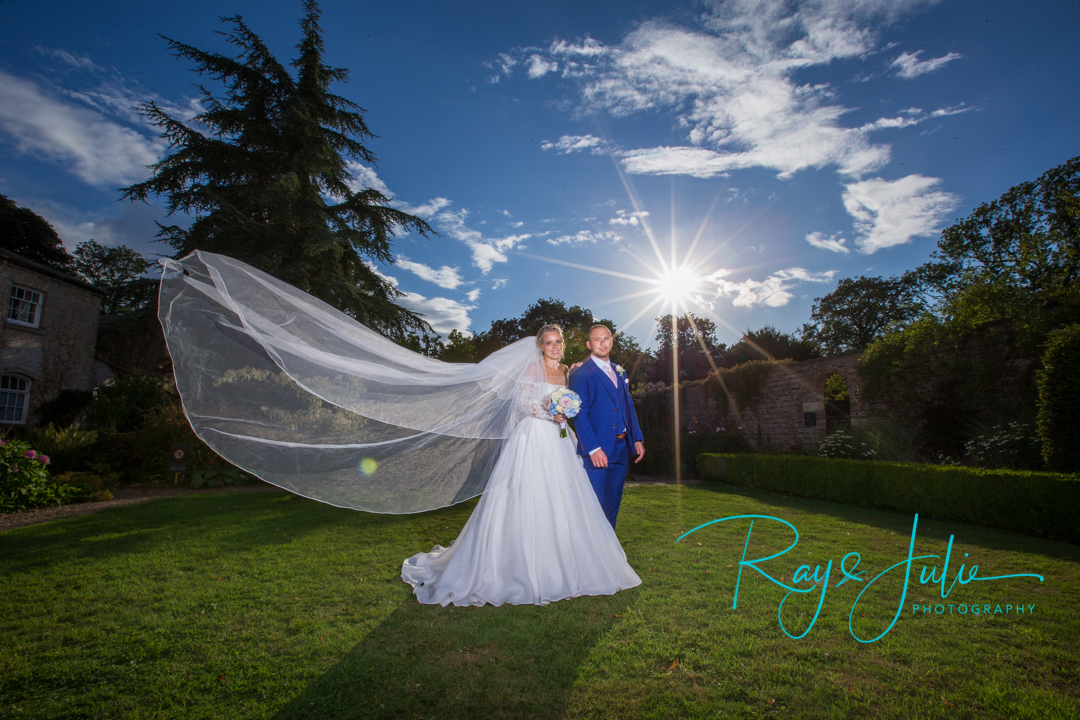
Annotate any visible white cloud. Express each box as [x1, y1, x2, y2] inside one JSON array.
[[707, 266, 835, 308], [547, 229, 622, 246], [527, 54, 559, 79], [806, 232, 851, 254], [842, 175, 958, 253], [431, 206, 530, 273], [0, 69, 164, 187], [540, 134, 606, 155], [405, 197, 452, 219], [346, 161, 391, 196], [395, 255, 463, 289], [609, 209, 650, 226], [491, 278, 508, 290], [506, 1, 947, 180], [466, 289, 481, 302], [396, 291, 475, 334], [890, 50, 963, 79]]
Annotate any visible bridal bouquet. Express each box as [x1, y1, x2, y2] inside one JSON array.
[[548, 388, 582, 438]]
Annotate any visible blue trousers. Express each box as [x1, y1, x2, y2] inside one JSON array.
[[582, 439, 630, 529]]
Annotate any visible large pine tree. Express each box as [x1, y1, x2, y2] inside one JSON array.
[[122, 0, 434, 338]]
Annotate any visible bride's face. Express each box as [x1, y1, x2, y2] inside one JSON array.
[[540, 332, 563, 362]]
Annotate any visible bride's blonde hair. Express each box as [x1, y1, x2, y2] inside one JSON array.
[[535, 324, 564, 358]]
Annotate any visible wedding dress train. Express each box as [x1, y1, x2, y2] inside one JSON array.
[[401, 381, 642, 606]]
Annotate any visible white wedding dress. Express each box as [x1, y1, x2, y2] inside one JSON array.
[[401, 380, 642, 607]]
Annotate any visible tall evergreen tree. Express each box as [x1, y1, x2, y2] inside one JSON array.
[[121, 0, 434, 338]]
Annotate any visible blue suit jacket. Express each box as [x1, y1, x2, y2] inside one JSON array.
[[568, 359, 644, 459]]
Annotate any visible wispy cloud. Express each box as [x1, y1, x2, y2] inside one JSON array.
[[806, 232, 851, 254], [890, 50, 963, 79], [527, 54, 559, 79], [395, 255, 464, 289], [501, 1, 965, 188], [466, 289, 481, 302], [547, 229, 622, 246], [346, 161, 391, 196], [396, 291, 476, 334], [609, 209, 649, 226], [0, 69, 164, 187], [540, 134, 607, 155], [707, 267, 835, 308], [842, 175, 958, 252]]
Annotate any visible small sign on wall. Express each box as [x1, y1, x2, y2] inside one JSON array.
[[804, 412, 817, 427]]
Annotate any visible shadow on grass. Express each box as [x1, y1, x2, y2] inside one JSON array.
[[689, 480, 1080, 558], [272, 585, 638, 720], [0, 491, 412, 574]]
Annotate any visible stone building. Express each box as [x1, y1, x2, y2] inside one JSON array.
[[0, 248, 102, 425], [670, 351, 881, 452]]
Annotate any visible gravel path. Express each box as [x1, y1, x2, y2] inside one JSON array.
[[1, 476, 698, 533]]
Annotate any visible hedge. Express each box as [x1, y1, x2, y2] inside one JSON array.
[[697, 453, 1080, 544]]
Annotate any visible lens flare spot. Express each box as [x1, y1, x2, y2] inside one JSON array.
[[359, 458, 378, 476]]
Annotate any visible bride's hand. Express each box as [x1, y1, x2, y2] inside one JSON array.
[[553, 414, 568, 423], [569, 362, 583, 370]]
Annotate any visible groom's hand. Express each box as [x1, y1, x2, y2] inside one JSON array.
[[589, 449, 609, 468], [634, 442, 645, 463]]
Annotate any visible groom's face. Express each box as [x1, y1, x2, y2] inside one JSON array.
[[587, 327, 613, 359]]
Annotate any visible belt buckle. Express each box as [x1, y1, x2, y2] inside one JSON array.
[[615, 432, 626, 439]]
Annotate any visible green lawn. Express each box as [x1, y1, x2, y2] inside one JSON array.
[[1, 483, 1077, 719]]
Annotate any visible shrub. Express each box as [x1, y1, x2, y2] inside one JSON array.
[[0, 437, 86, 513], [817, 430, 875, 460], [32, 389, 94, 427], [963, 421, 1042, 470], [698, 452, 1080, 543], [27, 423, 99, 474], [1038, 324, 1080, 472], [93, 372, 171, 432], [95, 401, 253, 487]]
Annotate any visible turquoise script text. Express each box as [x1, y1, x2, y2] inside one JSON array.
[[676, 513, 1044, 643]]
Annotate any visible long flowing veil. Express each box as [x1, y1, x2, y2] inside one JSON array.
[[157, 250, 546, 514]]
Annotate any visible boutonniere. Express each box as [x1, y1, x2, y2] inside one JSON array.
[[614, 364, 626, 378]]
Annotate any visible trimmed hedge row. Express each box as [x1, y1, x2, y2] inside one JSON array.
[[697, 453, 1080, 544]]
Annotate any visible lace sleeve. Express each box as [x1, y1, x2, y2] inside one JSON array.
[[515, 379, 553, 421]]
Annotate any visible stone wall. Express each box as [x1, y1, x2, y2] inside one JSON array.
[[668, 351, 879, 452], [0, 251, 102, 423]]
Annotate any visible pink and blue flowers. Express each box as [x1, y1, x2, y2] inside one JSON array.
[[548, 388, 582, 438]]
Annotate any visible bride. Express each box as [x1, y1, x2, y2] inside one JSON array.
[[157, 251, 640, 607], [401, 325, 641, 606]]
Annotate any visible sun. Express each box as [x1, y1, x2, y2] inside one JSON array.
[[653, 265, 702, 310]]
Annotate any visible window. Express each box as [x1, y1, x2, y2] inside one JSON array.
[[8, 285, 43, 327], [0, 375, 30, 424]]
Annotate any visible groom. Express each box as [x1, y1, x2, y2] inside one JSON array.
[[569, 324, 645, 529]]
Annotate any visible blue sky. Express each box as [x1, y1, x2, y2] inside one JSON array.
[[1, 0, 1077, 348]]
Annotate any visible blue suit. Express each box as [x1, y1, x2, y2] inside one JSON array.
[[568, 358, 644, 528]]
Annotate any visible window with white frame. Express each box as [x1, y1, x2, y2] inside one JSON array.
[[8, 285, 43, 327], [0, 375, 31, 424]]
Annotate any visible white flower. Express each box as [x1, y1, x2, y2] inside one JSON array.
[[614, 364, 626, 377]]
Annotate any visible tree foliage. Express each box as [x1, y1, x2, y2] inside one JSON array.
[[650, 313, 726, 383], [466, 298, 648, 383], [724, 325, 820, 366], [121, 0, 433, 339], [73, 240, 156, 315], [859, 155, 1080, 460], [803, 274, 925, 355], [0, 194, 75, 273], [1037, 324, 1080, 472]]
